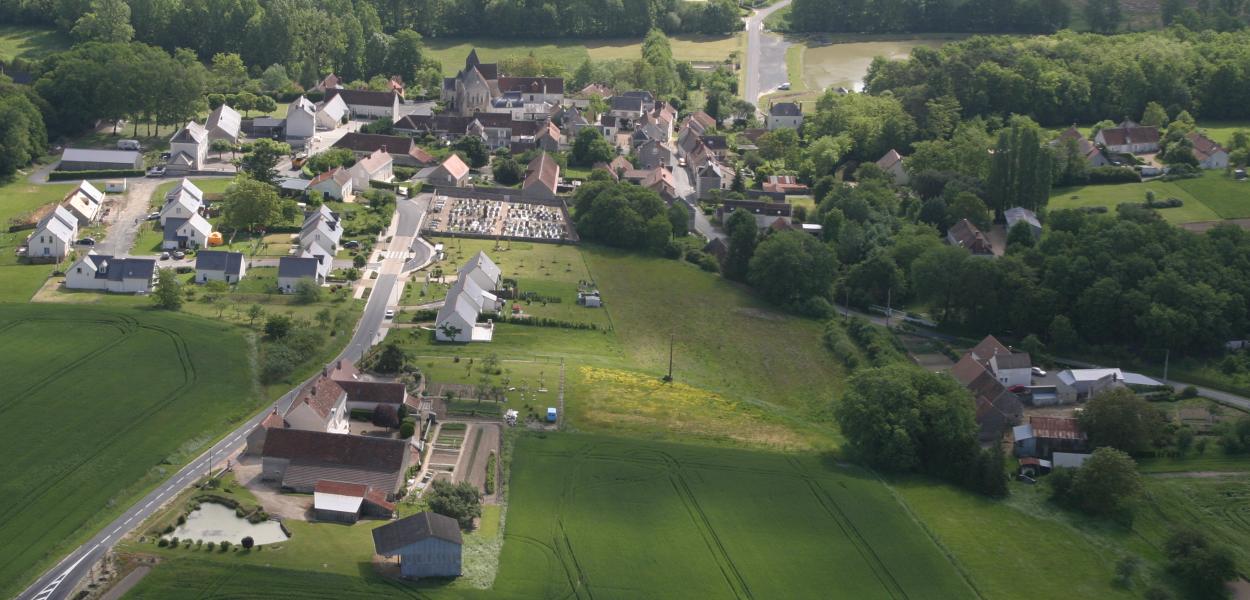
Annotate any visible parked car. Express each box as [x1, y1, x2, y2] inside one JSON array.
[[172, 250, 185, 259], [779, 82, 791, 90], [343, 240, 361, 249], [384, 309, 395, 319], [146, 166, 166, 178], [159, 152, 171, 161], [1031, 367, 1047, 377], [117, 139, 141, 151], [1008, 385, 1026, 393], [146, 212, 160, 221], [77, 237, 95, 246], [160, 252, 170, 260]]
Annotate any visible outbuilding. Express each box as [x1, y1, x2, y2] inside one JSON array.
[[372, 511, 463, 578], [59, 148, 143, 172]]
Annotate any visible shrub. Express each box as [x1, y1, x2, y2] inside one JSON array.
[[484, 451, 498, 495], [241, 536, 255, 549], [1180, 385, 1198, 399], [157, 538, 169, 547], [169, 537, 179, 547], [349, 408, 373, 421], [205, 541, 215, 551], [505, 316, 598, 330], [219, 541, 232, 552], [48, 169, 144, 181], [400, 420, 415, 438]]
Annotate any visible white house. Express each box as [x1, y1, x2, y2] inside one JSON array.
[[427, 155, 470, 188], [195, 250, 247, 283], [767, 102, 804, 130], [1094, 120, 1160, 154], [277, 254, 328, 293], [27, 205, 78, 261], [165, 178, 204, 204], [1056, 369, 1123, 404], [159, 188, 203, 225], [349, 149, 393, 189], [65, 252, 157, 293], [206, 104, 242, 143], [62, 180, 104, 225], [435, 254, 502, 342], [458, 251, 501, 292], [317, 93, 349, 130], [989, 352, 1032, 388], [168, 121, 208, 173], [285, 97, 317, 140], [284, 373, 350, 434], [163, 212, 212, 250], [325, 89, 400, 121], [300, 212, 342, 256], [310, 167, 353, 200], [1188, 132, 1229, 169], [875, 149, 909, 186]]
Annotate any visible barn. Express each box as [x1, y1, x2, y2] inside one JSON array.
[[372, 511, 463, 578], [59, 148, 144, 171]]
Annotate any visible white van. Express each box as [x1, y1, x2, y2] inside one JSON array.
[[117, 139, 141, 151]]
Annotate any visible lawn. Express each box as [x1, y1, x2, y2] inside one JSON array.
[[0, 24, 69, 61], [425, 35, 740, 76], [148, 178, 235, 210], [1172, 170, 1250, 219], [122, 433, 974, 599], [0, 303, 261, 600], [1194, 120, 1250, 146], [1048, 178, 1221, 224], [799, 37, 950, 93], [0, 179, 81, 301]]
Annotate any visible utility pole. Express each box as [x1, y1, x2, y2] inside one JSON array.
[[665, 333, 674, 382], [885, 287, 892, 329], [1163, 348, 1170, 383]]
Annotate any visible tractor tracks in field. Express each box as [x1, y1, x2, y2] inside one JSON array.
[[0, 315, 139, 415]]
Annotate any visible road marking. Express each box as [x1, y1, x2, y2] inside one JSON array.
[[144, 500, 154, 509], [124, 517, 133, 524], [112, 527, 121, 534]]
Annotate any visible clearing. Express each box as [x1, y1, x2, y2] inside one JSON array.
[[0, 303, 260, 599], [0, 24, 70, 61]]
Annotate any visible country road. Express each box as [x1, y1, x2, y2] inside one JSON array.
[[743, 0, 793, 114], [17, 194, 435, 600]]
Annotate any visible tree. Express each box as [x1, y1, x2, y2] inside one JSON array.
[[492, 156, 523, 185], [451, 135, 489, 168], [1084, 0, 1123, 33], [264, 314, 293, 339], [425, 479, 482, 529], [220, 176, 288, 231], [1160, 135, 1198, 167], [241, 536, 254, 549], [1164, 529, 1237, 598], [667, 203, 689, 237], [384, 28, 424, 82], [748, 231, 837, 305], [946, 192, 991, 231], [247, 304, 265, 326], [1006, 220, 1036, 249], [1141, 101, 1169, 128], [374, 342, 408, 373], [1050, 447, 1142, 519], [240, 138, 290, 185], [260, 64, 290, 91], [151, 268, 182, 310], [730, 167, 745, 193], [1079, 388, 1169, 454], [571, 127, 615, 166], [722, 209, 757, 282], [210, 138, 234, 160], [571, 180, 670, 252], [294, 279, 322, 304], [1048, 314, 1079, 350], [72, 0, 134, 43]]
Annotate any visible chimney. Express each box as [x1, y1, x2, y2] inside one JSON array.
[[380, 145, 387, 154], [310, 384, 317, 396], [336, 359, 342, 370]]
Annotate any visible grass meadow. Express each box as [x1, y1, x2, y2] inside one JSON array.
[[0, 24, 69, 61], [425, 34, 741, 76], [122, 433, 974, 599], [0, 303, 260, 599], [1050, 170, 1250, 223]]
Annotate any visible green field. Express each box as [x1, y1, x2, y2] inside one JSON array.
[[1194, 120, 1250, 146], [124, 433, 974, 599], [1050, 170, 1250, 223], [1136, 474, 1250, 573], [425, 35, 741, 76], [0, 303, 260, 599], [1172, 171, 1250, 219], [0, 24, 69, 61]]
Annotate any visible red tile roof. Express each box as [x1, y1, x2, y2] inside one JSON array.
[[523, 152, 559, 194], [1186, 131, 1225, 161], [287, 374, 346, 419], [315, 479, 369, 497]]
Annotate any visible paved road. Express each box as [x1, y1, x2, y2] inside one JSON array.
[[16, 196, 432, 600], [671, 164, 724, 242], [743, 0, 793, 113]]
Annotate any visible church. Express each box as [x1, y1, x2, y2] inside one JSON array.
[[441, 49, 565, 118]]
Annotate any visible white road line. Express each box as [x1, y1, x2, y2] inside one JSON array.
[[143, 500, 153, 509], [112, 527, 121, 534], [124, 517, 132, 524]]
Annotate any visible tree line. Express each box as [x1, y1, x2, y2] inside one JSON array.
[[787, 0, 1072, 35]]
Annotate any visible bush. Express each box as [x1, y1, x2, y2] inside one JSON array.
[[241, 536, 255, 549], [349, 408, 373, 421], [157, 538, 169, 547], [505, 316, 598, 330], [1180, 385, 1198, 399], [400, 421, 415, 438], [205, 541, 215, 551], [484, 451, 498, 494], [219, 540, 232, 552], [790, 295, 833, 319], [684, 249, 720, 272], [169, 537, 179, 547], [1143, 197, 1183, 209], [822, 321, 860, 369]]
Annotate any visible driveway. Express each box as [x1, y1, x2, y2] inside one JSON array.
[[96, 178, 162, 256], [744, 0, 794, 113]]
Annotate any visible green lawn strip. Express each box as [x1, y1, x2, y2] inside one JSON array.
[[1048, 179, 1221, 224], [1173, 170, 1250, 219], [0, 304, 261, 599], [785, 44, 807, 93], [0, 24, 70, 61]]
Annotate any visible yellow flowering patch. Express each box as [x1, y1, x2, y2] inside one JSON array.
[[570, 366, 829, 451]]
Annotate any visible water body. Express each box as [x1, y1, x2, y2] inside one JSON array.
[[802, 39, 949, 92], [167, 502, 288, 545]]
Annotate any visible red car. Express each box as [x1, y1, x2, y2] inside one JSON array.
[[1008, 385, 1027, 393]]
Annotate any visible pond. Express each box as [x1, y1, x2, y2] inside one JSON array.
[[802, 39, 949, 92], [167, 502, 288, 545]]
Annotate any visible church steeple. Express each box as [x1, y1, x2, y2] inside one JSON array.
[[466, 48, 480, 69]]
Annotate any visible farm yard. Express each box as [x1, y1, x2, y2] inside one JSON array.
[[0, 303, 260, 600]]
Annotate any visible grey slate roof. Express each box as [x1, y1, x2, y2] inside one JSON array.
[[86, 254, 155, 281], [163, 217, 188, 242], [993, 352, 1033, 370], [610, 96, 644, 112], [61, 148, 142, 164], [373, 511, 462, 554], [195, 250, 244, 276], [278, 256, 322, 278], [770, 102, 802, 117]]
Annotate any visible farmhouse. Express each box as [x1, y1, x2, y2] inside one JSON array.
[[260, 427, 412, 495], [1056, 368, 1124, 403], [1094, 120, 1160, 154], [348, 149, 394, 189], [762, 175, 809, 195], [205, 103, 242, 143], [317, 93, 349, 129], [875, 149, 909, 186], [946, 219, 993, 256], [1186, 131, 1229, 169], [285, 97, 318, 140], [309, 167, 353, 200], [277, 254, 328, 292], [767, 102, 804, 131], [168, 121, 209, 173], [1004, 207, 1042, 240], [26, 206, 78, 261], [65, 252, 157, 293], [285, 370, 350, 434], [62, 180, 105, 225], [325, 88, 401, 121], [521, 152, 560, 200], [428, 155, 470, 188], [1013, 416, 1087, 459], [194, 250, 246, 283], [373, 511, 463, 579], [162, 212, 212, 250], [330, 132, 436, 167], [59, 148, 143, 172], [716, 199, 792, 230], [313, 480, 395, 523], [968, 370, 1025, 443], [1050, 127, 1109, 167]]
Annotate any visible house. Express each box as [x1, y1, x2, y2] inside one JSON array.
[[166, 178, 203, 203], [330, 133, 435, 167], [534, 120, 562, 153], [762, 175, 809, 195], [205, 104, 242, 143], [26, 205, 78, 261], [285, 368, 350, 434], [521, 152, 560, 200], [875, 149, 909, 186], [62, 180, 105, 225], [277, 254, 328, 292], [1094, 120, 1160, 154], [696, 161, 733, 199], [59, 148, 143, 171], [325, 89, 401, 121], [716, 199, 792, 230], [300, 210, 342, 255], [428, 155, 470, 188], [317, 93, 350, 129], [245, 409, 286, 455], [1013, 416, 1087, 459], [946, 219, 993, 256], [260, 427, 412, 495], [594, 156, 634, 181], [1056, 369, 1124, 403], [1050, 127, 1109, 167], [313, 480, 395, 523], [372, 511, 463, 579], [458, 251, 501, 292], [641, 167, 678, 203], [989, 352, 1032, 388], [159, 187, 203, 225], [285, 97, 318, 140], [609, 95, 645, 122], [1004, 207, 1042, 240], [767, 102, 803, 130], [168, 121, 209, 173], [162, 213, 212, 250], [1187, 131, 1229, 169], [968, 370, 1024, 443], [436, 253, 502, 342], [349, 148, 394, 189], [65, 252, 157, 293], [314, 73, 343, 92], [701, 136, 730, 160], [637, 139, 674, 169], [194, 250, 246, 283], [308, 167, 352, 200]]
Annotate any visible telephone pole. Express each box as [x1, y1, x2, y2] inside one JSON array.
[[665, 333, 674, 382]]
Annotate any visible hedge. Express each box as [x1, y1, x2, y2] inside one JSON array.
[[504, 316, 598, 330], [349, 407, 373, 420], [1087, 167, 1141, 184], [48, 169, 143, 181]]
